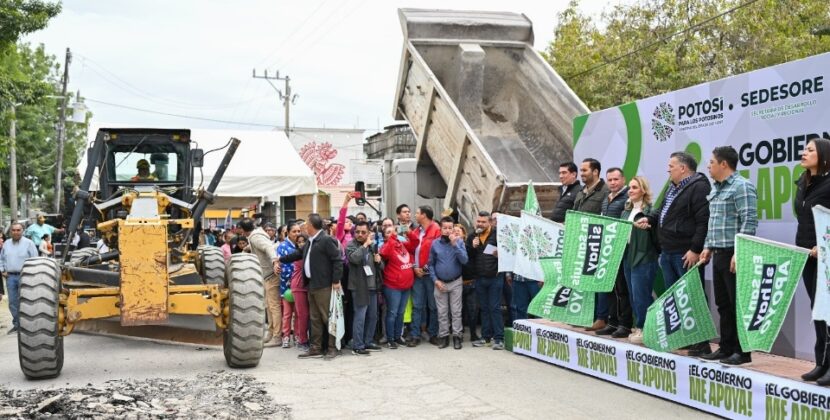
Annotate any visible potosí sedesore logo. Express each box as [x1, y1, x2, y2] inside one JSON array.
[[652, 102, 675, 143]]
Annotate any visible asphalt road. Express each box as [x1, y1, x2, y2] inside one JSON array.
[[0, 299, 711, 419]]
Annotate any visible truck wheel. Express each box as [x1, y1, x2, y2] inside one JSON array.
[[17, 257, 63, 379], [69, 247, 98, 265], [223, 253, 265, 368], [200, 246, 225, 286]]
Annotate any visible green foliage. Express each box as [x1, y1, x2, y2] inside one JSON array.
[[0, 0, 61, 46], [546, 0, 830, 112], [0, 43, 90, 212]]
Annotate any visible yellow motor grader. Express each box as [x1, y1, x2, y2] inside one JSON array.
[[16, 128, 265, 379]]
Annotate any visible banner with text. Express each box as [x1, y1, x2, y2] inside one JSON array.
[[560, 210, 632, 292], [496, 214, 521, 274], [643, 267, 717, 353], [812, 205, 830, 323], [527, 258, 595, 327], [735, 234, 809, 352], [513, 212, 565, 280], [512, 319, 830, 419], [573, 52, 830, 358]]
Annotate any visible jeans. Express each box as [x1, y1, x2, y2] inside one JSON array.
[[511, 279, 541, 321], [352, 292, 378, 350], [7, 274, 20, 328], [476, 276, 504, 341], [411, 276, 438, 338], [660, 251, 709, 349], [623, 260, 657, 329], [384, 287, 409, 342]]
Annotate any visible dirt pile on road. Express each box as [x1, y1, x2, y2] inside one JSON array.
[[0, 370, 289, 419]]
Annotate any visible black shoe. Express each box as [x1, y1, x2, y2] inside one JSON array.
[[817, 369, 830, 386], [595, 325, 617, 336], [438, 336, 450, 349], [387, 341, 398, 350], [351, 348, 371, 356], [366, 343, 382, 352], [7, 326, 18, 335], [298, 348, 324, 359], [611, 327, 631, 338], [453, 336, 462, 350], [700, 349, 731, 361], [470, 334, 480, 343], [720, 353, 751, 366], [406, 338, 420, 347], [687, 342, 712, 357], [395, 337, 407, 346], [429, 336, 440, 346], [802, 365, 829, 382]]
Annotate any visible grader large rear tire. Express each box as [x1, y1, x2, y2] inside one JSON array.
[[223, 253, 265, 368], [17, 257, 63, 379], [200, 246, 225, 286]]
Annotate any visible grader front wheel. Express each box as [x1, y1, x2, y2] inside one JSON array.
[[223, 253, 265, 368], [17, 257, 64, 379]]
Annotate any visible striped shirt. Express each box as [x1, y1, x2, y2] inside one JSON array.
[[659, 174, 694, 226], [704, 172, 758, 249]]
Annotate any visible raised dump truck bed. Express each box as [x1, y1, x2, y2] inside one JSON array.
[[393, 9, 588, 224]]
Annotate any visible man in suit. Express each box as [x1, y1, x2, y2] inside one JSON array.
[[277, 213, 344, 359]]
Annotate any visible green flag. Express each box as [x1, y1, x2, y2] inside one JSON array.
[[735, 234, 809, 352], [642, 267, 717, 352], [559, 210, 632, 292], [527, 259, 595, 327], [524, 180, 540, 215]]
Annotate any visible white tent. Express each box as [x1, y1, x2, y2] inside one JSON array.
[[80, 125, 317, 205]]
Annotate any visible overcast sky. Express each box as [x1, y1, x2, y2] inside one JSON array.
[[24, 0, 633, 134]]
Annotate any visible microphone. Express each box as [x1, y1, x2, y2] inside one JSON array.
[[475, 228, 483, 234]]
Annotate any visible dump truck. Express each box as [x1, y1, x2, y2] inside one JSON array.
[[392, 9, 589, 225], [16, 128, 265, 379]]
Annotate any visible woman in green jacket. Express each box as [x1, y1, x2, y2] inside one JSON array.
[[620, 176, 660, 344]]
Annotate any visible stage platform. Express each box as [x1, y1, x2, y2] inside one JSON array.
[[509, 319, 830, 419]]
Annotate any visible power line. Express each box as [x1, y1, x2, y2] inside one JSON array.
[[76, 53, 271, 110], [86, 98, 281, 127], [254, 0, 331, 68], [268, 0, 358, 70], [85, 98, 375, 132], [564, 0, 763, 80]]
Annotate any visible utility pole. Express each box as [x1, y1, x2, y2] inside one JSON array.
[[54, 47, 71, 213], [9, 104, 18, 224], [252, 69, 297, 138]]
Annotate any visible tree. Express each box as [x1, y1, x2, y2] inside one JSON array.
[[546, 0, 830, 112], [0, 0, 61, 46], [0, 43, 89, 214]]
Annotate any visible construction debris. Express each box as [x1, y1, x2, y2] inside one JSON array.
[[0, 370, 289, 419]]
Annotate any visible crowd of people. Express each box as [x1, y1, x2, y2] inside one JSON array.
[[2, 137, 829, 387], [552, 137, 830, 385]]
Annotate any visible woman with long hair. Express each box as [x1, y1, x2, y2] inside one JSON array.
[[620, 176, 660, 344], [795, 136, 830, 384]]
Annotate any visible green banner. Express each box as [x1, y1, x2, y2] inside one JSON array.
[[643, 267, 717, 352], [735, 234, 809, 352], [560, 210, 632, 292], [527, 258, 595, 327]]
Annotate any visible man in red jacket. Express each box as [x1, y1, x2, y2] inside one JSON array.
[[406, 205, 441, 346]]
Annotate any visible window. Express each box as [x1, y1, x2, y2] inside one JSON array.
[[113, 152, 180, 182]]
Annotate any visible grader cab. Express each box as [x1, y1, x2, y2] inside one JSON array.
[[16, 128, 266, 379]]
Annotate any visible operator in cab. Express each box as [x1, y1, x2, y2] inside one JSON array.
[[150, 153, 169, 181], [131, 159, 157, 182]]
